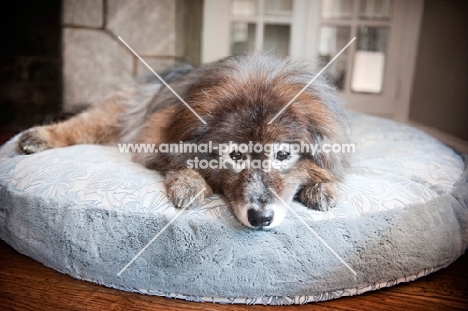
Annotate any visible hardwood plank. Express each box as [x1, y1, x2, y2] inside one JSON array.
[[0, 241, 467, 310]]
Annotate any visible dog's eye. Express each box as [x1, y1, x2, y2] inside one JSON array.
[[230, 151, 245, 161], [276, 150, 290, 161]]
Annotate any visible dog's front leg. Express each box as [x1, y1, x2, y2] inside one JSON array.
[[295, 182, 337, 212], [164, 169, 213, 209]]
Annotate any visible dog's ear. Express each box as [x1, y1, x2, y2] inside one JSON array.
[[141, 103, 215, 171], [129, 104, 206, 171], [294, 91, 349, 182], [308, 130, 348, 181], [167, 108, 209, 142]]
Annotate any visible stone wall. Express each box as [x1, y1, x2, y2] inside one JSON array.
[[62, 0, 202, 110]]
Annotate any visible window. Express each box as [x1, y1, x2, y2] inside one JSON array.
[[228, 0, 293, 57], [202, 0, 423, 120], [202, 0, 302, 63]]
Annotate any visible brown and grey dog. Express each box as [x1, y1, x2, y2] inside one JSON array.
[[18, 54, 349, 229]]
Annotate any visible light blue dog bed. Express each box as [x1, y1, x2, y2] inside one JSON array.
[[0, 113, 467, 305]]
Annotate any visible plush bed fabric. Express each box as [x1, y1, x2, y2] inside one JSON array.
[[0, 112, 467, 305]]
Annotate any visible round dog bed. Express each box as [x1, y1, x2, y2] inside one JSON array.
[[0, 112, 467, 305]]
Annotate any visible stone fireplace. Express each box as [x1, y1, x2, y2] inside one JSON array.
[[62, 0, 202, 111], [0, 0, 202, 130]]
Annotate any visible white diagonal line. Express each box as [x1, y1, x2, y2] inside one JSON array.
[[117, 188, 206, 277], [269, 188, 357, 276], [118, 36, 207, 125], [268, 37, 356, 124]]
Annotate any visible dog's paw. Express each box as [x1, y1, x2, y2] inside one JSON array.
[[18, 128, 50, 155], [295, 182, 337, 212], [165, 169, 213, 209]]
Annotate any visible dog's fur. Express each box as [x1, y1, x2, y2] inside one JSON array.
[[18, 54, 349, 229]]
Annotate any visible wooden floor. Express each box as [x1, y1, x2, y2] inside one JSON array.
[[1, 133, 467, 310]]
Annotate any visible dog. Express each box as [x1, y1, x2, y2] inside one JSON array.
[[17, 54, 349, 229]]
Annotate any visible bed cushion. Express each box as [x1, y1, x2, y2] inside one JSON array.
[[0, 112, 467, 305]]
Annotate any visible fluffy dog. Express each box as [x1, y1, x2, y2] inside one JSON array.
[[18, 54, 349, 229]]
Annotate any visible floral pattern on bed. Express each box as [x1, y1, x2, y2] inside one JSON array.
[[0, 113, 464, 223]]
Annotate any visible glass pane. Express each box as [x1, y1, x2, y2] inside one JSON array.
[[351, 27, 389, 93], [231, 0, 257, 16], [359, 0, 393, 20], [319, 26, 351, 90], [321, 0, 353, 19], [265, 0, 293, 16], [263, 24, 290, 57], [230, 22, 256, 55]]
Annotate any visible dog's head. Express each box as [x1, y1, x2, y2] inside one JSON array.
[[152, 55, 348, 228]]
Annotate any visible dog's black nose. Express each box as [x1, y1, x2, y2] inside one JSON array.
[[247, 209, 274, 228]]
